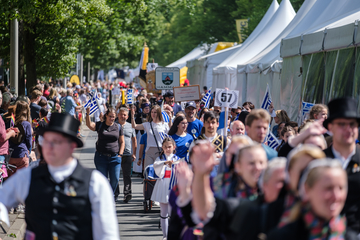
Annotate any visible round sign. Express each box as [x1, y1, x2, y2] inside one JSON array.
[[215, 89, 238, 108]]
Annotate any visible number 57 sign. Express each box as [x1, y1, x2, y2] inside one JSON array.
[[214, 88, 239, 108]]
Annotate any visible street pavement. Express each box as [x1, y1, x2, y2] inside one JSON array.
[[74, 127, 163, 240]]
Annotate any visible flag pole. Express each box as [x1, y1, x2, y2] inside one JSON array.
[[224, 107, 228, 136]]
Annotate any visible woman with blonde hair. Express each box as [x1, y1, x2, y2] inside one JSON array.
[[8, 100, 32, 177], [267, 159, 352, 239], [131, 104, 170, 168]]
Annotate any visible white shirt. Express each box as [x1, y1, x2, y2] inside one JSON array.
[[143, 121, 169, 151], [0, 159, 120, 240], [332, 146, 356, 169]]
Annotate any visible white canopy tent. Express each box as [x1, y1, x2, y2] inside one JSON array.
[[166, 44, 217, 69], [186, 0, 279, 91], [236, 0, 318, 115], [212, 0, 296, 95], [235, 0, 360, 120], [280, 0, 360, 119]]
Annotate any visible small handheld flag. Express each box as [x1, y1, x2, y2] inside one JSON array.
[[127, 89, 134, 104], [162, 111, 170, 123], [201, 88, 212, 109], [84, 91, 100, 115], [159, 132, 170, 142], [301, 101, 315, 121], [43, 117, 49, 124], [266, 131, 281, 149], [260, 84, 272, 111], [32, 119, 39, 128], [10, 114, 15, 127]]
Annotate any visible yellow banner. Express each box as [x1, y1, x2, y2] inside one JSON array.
[[236, 19, 248, 43]]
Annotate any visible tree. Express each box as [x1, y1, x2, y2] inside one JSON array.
[[0, 0, 111, 93], [78, 0, 168, 76]]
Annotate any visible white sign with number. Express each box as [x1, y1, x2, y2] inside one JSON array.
[[214, 88, 239, 108]]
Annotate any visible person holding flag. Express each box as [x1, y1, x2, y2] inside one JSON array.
[[85, 106, 125, 200]]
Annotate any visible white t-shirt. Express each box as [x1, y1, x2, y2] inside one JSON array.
[[143, 121, 169, 151]]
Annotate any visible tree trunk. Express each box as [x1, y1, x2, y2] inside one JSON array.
[[23, 23, 37, 94], [94, 68, 98, 83], [18, 20, 25, 96]]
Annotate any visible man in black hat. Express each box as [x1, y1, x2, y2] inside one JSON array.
[[323, 97, 360, 234], [164, 91, 182, 115], [0, 113, 119, 240]]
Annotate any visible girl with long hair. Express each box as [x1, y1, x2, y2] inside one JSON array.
[[131, 105, 170, 168], [168, 115, 193, 161], [8, 100, 32, 177]]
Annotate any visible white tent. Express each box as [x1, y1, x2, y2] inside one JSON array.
[[166, 44, 216, 69], [236, 0, 360, 120], [186, 0, 279, 90], [236, 0, 318, 114], [212, 0, 296, 95]]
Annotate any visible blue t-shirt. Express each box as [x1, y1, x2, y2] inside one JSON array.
[[171, 133, 193, 159], [64, 95, 77, 115], [140, 133, 147, 159], [187, 119, 203, 139], [262, 144, 278, 160]]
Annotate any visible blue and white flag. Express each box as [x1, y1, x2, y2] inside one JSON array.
[[169, 156, 181, 190], [201, 88, 212, 109], [84, 91, 100, 115], [127, 89, 134, 104], [266, 131, 281, 149], [169, 165, 177, 190], [302, 101, 315, 121], [162, 111, 170, 123], [260, 84, 272, 110], [159, 132, 170, 142]]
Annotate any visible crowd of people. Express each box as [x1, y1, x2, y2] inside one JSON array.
[[0, 78, 359, 240], [118, 84, 360, 240]]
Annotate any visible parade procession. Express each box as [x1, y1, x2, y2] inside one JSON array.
[[1, 0, 360, 239]]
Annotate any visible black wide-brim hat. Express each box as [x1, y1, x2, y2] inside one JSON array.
[[43, 112, 83, 148], [323, 97, 360, 129]]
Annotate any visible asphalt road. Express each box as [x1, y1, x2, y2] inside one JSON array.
[[74, 127, 163, 240]]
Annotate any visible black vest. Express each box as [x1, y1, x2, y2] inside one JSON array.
[[324, 146, 360, 233], [25, 162, 93, 240]]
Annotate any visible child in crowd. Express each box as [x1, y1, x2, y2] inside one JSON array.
[[309, 104, 328, 120], [151, 137, 180, 240], [276, 126, 295, 152]]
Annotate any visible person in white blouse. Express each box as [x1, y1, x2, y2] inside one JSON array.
[[0, 113, 119, 240], [131, 105, 170, 168]]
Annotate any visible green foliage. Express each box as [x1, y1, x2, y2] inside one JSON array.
[[0, 0, 306, 81], [78, 0, 166, 70], [7, 233, 16, 238], [0, 0, 112, 79]]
